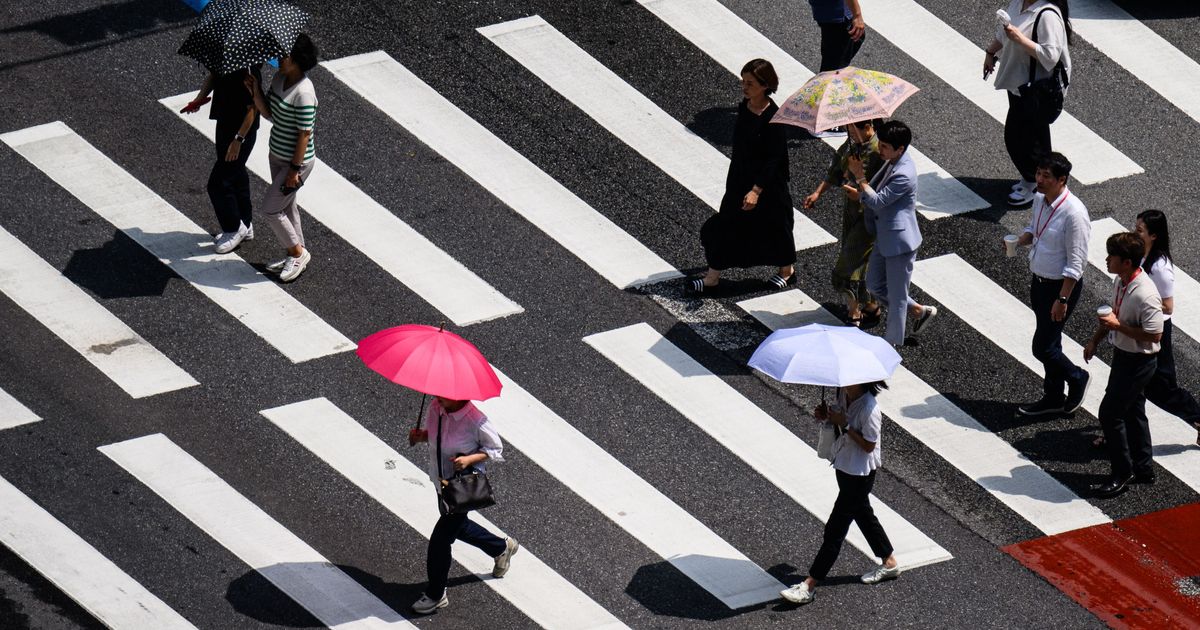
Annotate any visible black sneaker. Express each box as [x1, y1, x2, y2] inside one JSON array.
[[1017, 398, 1065, 416], [912, 305, 938, 335], [1063, 372, 1091, 414]]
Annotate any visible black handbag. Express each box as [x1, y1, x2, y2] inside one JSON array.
[[1017, 8, 1069, 125], [436, 412, 496, 515]]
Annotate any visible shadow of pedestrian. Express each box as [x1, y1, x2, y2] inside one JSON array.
[[624, 559, 741, 620], [0, 0, 193, 46], [62, 230, 174, 299], [686, 106, 738, 149]]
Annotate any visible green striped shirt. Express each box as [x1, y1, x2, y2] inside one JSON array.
[[267, 74, 317, 162]]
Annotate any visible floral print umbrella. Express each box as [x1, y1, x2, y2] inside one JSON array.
[[178, 0, 309, 75], [771, 67, 920, 133]]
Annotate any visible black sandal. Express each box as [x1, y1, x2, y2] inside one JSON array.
[[766, 273, 795, 290], [685, 278, 717, 295]]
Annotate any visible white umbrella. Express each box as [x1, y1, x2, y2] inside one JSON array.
[[747, 323, 900, 387]]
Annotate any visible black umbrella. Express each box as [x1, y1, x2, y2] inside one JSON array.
[[178, 0, 310, 75]]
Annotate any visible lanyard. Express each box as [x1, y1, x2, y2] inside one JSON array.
[[1033, 191, 1070, 241], [1113, 268, 1142, 316]]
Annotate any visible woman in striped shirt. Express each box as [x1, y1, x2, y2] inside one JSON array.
[[245, 33, 319, 283]]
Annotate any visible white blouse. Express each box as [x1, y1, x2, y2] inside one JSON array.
[[424, 399, 504, 483]]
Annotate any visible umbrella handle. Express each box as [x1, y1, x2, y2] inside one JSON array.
[[411, 393, 429, 448]]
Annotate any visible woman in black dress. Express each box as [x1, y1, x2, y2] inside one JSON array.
[[689, 59, 797, 294]]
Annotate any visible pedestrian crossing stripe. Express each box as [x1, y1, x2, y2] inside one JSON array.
[[322, 51, 683, 290], [858, 0, 1142, 185], [260, 397, 630, 630], [0, 222, 198, 399], [160, 94, 525, 327], [634, 0, 989, 219], [912, 254, 1200, 493], [480, 15, 836, 251], [0, 386, 39, 431], [735, 290, 1111, 536], [98, 433, 416, 629], [0, 122, 356, 364], [0, 473, 197, 629], [584, 322, 954, 566]]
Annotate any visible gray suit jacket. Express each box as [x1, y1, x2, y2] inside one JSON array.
[[862, 150, 921, 257]]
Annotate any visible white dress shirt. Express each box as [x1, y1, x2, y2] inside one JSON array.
[[1024, 189, 1090, 281], [993, 0, 1072, 96], [424, 399, 504, 483]]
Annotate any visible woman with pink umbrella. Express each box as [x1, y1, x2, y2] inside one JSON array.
[[357, 324, 519, 615]]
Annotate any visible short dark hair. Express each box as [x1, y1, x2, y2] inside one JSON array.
[[290, 33, 319, 73], [1036, 152, 1072, 180], [876, 120, 911, 151], [741, 58, 779, 95], [1106, 232, 1144, 265]]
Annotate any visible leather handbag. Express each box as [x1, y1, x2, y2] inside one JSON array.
[[436, 412, 496, 515], [1017, 8, 1069, 124]]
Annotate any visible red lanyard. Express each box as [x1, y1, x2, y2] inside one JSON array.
[[1033, 191, 1070, 240], [1113, 268, 1142, 316]]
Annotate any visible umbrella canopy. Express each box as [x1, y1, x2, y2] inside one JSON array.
[[178, 0, 309, 75], [747, 323, 901, 387], [771, 67, 919, 133], [357, 324, 502, 401]]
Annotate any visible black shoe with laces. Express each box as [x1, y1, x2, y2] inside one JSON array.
[[1017, 398, 1065, 416], [1063, 372, 1091, 414]]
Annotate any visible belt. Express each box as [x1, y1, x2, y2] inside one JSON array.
[[1031, 275, 1063, 283]]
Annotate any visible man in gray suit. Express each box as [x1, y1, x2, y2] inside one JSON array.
[[847, 120, 937, 346]]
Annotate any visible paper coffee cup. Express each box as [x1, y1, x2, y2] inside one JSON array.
[[1097, 305, 1113, 317], [1004, 234, 1019, 257]]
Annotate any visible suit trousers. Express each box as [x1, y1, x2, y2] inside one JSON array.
[[1029, 276, 1087, 402], [208, 121, 257, 234], [1144, 319, 1200, 425], [867, 248, 917, 346], [808, 470, 893, 581], [1099, 349, 1157, 479], [425, 508, 506, 599]]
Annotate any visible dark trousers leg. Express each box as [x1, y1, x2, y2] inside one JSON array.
[[818, 22, 864, 72], [209, 122, 256, 233], [808, 470, 892, 580], [1030, 277, 1084, 403], [1005, 92, 1052, 182], [1144, 320, 1200, 425], [1099, 350, 1157, 479], [425, 511, 507, 598]]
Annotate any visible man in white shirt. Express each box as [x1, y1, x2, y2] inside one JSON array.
[[1008, 152, 1090, 417], [1084, 232, 1163, 498]]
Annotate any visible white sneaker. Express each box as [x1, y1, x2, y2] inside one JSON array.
[[411, 592, 448, 614], [492, 537, 519, 578], [861, 564, 901, 584], [214, 224, 250, 254], [1010, 179, 1027, 192], [780, 582, 814, 604], [1007, 180, 1036, 206], [265, 258, 288, 273], [243, 223, 254, 241], [912, 305, 938, 335], [279, 249, 311, 283]]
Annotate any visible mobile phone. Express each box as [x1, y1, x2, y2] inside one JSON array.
[[279, 174, 304, 194]]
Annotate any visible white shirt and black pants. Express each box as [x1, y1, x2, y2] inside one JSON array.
[[807, 391, 893, 581], [1024, 189, 1090, 409], [1141, 257, 1200, 430], [423, 400, 507, 600], [1098, 271, 1163, 485]]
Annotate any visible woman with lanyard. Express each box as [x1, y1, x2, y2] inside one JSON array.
[[1095, 211, 1200, 449], [982, 0, 1072, 207], [780, 380, 899, 606]]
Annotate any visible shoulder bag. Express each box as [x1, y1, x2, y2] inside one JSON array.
[[1018, 7, 1069, 124], [436, 412, 496, 515]]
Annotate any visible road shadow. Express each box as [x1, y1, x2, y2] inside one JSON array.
[[63, 229, 174, 298], [0, 0, 194, 46]]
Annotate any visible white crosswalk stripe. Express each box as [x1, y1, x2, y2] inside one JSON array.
[[98, 433, 416, 629], [912, 254, 1200, 493], [260, 397, 630, 630], [585, 322, 954, 564], [0, 122, 356, 364], [635, 0, 989, 219], [0, 386, 39, 431], [479, 15, 835, 251], [475, 367, 784, 609], [735, 291, 1109, 536], [159, 94, 524, 327], [1072, 0, 1200, 126], [322, 51, 682, 290], [0, 473, 196, 629], [0, 222, 198, 399], [858, 0, 1142, 185]]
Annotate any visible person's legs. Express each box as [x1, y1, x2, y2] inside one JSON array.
[[232, 128, 257, 228], [847, 471, 893, 561], [817, 22, 851, 72], [807, 471, 859, 581], [1123, 354, 1158, 477], [262, 157, 314, 256], [882, 251, 916, 346], [425, 512, 468, 599], [1029, 278, 1083, 403], [209, 123, 244, 234], [1005, 93, 1038, 183], [454, 518, 507, 557], [1144, 320, 1200, 424], [1099, 351, 1154, 480]]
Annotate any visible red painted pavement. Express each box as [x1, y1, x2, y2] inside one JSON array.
[[1003, 503, 1200, 629]]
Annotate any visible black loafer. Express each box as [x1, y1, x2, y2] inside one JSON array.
[[1063, 372, 1091, 414], [1094, 475, 1134, 498], [1133, 471, 1156, 485]]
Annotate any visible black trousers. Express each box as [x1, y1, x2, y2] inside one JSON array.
[[425, 509, 506, 599], [1099, 349, 1157, 479], [1005, 91, 1053, 182], [1145, 319, 1200, 425], [1030, 276, 1086, 403], [808, 470, 892, 581], [208, 120, 257, 234], [818, 21, 864, 72]]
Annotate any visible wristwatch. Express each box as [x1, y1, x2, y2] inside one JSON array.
[[234, 133, 245, 143], [288, 162, 302, 172], [1056, 296, 1069, 304]]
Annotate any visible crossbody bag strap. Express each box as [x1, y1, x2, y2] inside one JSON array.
[[435, 411, 445, 481], [1028, 8, 1067, 88]]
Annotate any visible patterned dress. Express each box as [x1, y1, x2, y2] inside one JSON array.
[[826, 135, 883, 304]]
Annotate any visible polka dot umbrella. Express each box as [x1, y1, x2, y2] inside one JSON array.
[[178, 0, 310, 75]]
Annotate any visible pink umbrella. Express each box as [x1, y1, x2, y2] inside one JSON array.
[[357, 324, 502, 401], [771, 66, 920, 133]]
